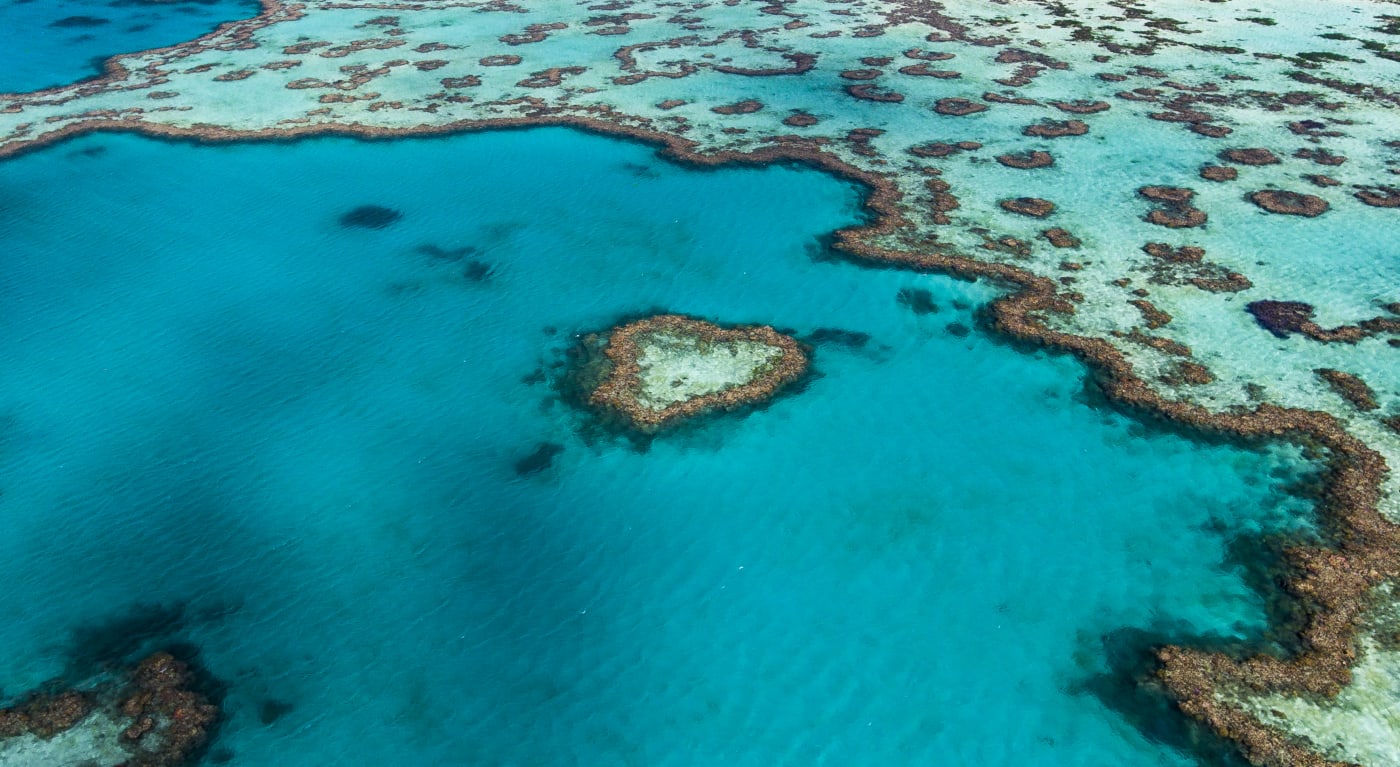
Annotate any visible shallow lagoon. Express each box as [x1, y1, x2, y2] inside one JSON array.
[[0, 127, 1315, 765], [0, 0, 261, 94]]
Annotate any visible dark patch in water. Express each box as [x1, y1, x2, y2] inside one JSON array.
[[258, 699, 294, 725], [60, 600, 239, 679], [339, 205, 402, 229], [50, 15, 110, 27], [1220, 534, 1312, 654], [415, 243, 477, 261], [521, 368, 547, 385], [620, 161, 660, 178], [806, 327, 871, 348], [384, 280, 423, 297], [67, 145, 107, 159], [944, 322, 971, 337], [63, 602, 188, 676], [804, 232, 843, 263], [480, 221, 524, 242], [209, 748, 235, 764], [463, 260, 494, 283], [514, 442, 564, 476], [127, 23, 152, 32], [896, 287, 940, 315]]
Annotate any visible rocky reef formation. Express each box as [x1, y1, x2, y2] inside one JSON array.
[[3, 0, 1400, 763], [0, 652, 218, 766], [1139, 186, 1208, 228], [1248, 190, 1331, 217], [582, 315, 809, 432]]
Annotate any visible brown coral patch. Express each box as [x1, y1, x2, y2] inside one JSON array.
[[844, 84, 904, 102], [934, 97, 986, 116], [516, 66, 586, 88], [440, 75, 481, 89], [999, 197, 1055, 218], [1200, 165, 1238, 182], [898, 63, 960, 78], [1140, 242, 1250, 292], [782, 111, 818, 127], [1354, 185, 1400, 208], [1190, 124, 1233, 138], [1219, 147, 1280, 165], [714, 52, 817, 76], [500, 21, 568, 45], [587, 315, 809, 432], [1248, 190, 1330, 217], [1316, 369, 1379, 411], [479, 55, 523, 66], [1139, 187, 1208, 228], [982, 92, 1038, 105], [1244, 300, 1368, 343], [711, 99, 764, 115], [903, 48, 955, 61], [1049, 99, 1110, 114], [1146, 208, 1207, 228], [996, 150, 1053, 169], [839, 69, 882, 81], [1160, 361, 1214, 386], [925, 178, 960, 223], [0, 652, 218, 766], [1022, 119, 1088, 138], [1129, 299, 1172, 329], [1143, 242, 1204, 263], [908, 141, 966, 158], [1294, 148, 1346, 166], [1041, 228, 1080, 248]]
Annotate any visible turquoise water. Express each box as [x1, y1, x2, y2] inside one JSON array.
[[0, 128, 1314, 765], [0, 0, 260, 94]]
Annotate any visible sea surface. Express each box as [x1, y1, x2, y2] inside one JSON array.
[[0, 0, 261, 94], [0, 127, 1320, 765]]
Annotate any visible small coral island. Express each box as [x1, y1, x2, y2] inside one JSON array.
[[582, 314, 809, 432], [0, 652, 218, 766]]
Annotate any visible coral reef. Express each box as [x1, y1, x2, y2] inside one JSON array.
[[0, 652, 218, 767], [996, 150, 1054, 169], [1139, 186, 1208, 228], [1248, 190, 1331, 217], [1, 0, 1398, 763], [999, 197, 1055, 217], [1316, 369, 1380, 411], [584, 315, 809, 431]]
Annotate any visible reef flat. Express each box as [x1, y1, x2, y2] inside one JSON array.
[[0, 653, 218, 767], [584, 314, 809, 431], [1, 0, 1398, 764]]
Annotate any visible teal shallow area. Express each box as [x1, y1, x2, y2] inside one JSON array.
[[0, 127, 1316, 765], [0, 0, 261, 94]]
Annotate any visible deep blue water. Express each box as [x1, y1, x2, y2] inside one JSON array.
[[0, 0, 261, 94], [0, 127, 1314, 765]]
